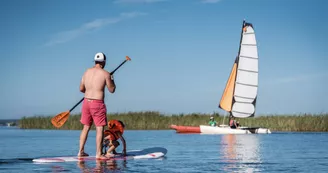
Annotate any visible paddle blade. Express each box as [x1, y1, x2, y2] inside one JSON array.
[[51, 111, 70, 128], [125, 56, 131, 61]]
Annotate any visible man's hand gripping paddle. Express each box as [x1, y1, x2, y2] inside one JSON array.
[[51, 56, 131, 128]]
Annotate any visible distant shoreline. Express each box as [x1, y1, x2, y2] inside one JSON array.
[[0, 119, 19, 127], [17, 111, 328, 132]]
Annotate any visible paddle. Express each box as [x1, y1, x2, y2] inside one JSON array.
[[51, 56, 131, 128]]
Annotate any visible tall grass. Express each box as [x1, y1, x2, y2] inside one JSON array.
[[19, 111, 328, 132]]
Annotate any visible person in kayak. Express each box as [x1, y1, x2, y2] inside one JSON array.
[[103, 120, 126, 158], [208, 116, 217, 127], [78, 52, 116, 160]]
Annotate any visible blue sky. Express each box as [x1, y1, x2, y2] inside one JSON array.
[[0, 0, 327, 119]]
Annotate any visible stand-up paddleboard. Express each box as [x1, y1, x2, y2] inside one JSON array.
[[33, 147, 167, 163]]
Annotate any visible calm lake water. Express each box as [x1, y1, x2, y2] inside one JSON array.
[[0, 127, 327, 173]]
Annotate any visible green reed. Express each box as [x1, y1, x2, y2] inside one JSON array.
[[19, 112, 328, 132]]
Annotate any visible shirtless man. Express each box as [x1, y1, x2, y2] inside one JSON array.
[[78, 52, 116, 159]]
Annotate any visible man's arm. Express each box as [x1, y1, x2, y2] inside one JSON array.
[[105, 72, 116, 93], [79, 72, 86, 93]]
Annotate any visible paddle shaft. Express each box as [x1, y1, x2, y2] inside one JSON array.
[[68, 59, 130, 113], [69, 98, 84, 112], [110, 59, 129, 75]]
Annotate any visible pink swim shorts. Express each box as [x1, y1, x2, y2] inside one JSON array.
[[80, 98, 107, 126]]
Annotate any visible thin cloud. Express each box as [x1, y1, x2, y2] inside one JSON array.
[[114, 0, 166, 3], [201, 0, 221, 3], [45, 12, 147, 46]]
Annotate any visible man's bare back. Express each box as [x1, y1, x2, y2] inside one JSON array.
[[80, 67, 115, 100]]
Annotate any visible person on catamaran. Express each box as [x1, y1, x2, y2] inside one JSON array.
[[78, 52, 116, 160], [103, 120, 126, 158], [236, 120, 240, 127], [208, 116, 217, 127], [229, 115, 239, 129]]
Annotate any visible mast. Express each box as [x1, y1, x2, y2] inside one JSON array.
[[230, 20, 246, 121], [219, 20, 246, 124]]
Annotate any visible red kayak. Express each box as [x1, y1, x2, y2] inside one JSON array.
[[170, 125, 200, 133]]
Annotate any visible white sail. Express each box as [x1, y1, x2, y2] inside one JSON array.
[[231, 22, 258, 118]]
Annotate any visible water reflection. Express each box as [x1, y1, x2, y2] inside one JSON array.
[[220, 135, 262, 172], [77, 159, 127, 173]]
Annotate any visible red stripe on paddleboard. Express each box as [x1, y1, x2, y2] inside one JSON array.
[[78, 156, 125, 161], [78, 157, 97, 161]]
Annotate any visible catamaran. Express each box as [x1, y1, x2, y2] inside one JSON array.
[[171, 20, 271, 134]]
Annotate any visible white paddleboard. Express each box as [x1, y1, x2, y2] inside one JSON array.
[[33, 147, 167, 163]]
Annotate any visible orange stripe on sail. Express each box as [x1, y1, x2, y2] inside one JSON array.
[[219, 63, 237, 112]]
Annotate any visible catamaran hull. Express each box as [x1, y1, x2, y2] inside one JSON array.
[[169, 125, 201, 133], [170, 125, 271, 134], [200, 125, 250, 134]]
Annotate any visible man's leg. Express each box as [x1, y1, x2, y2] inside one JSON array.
[[96, 126, 107, 159], [78, 125, 91, 156], [79, 99, 92, 157], [91, 100, 107, 159]]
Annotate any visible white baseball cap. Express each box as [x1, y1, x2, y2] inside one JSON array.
[[94, 52, 106, 62]]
